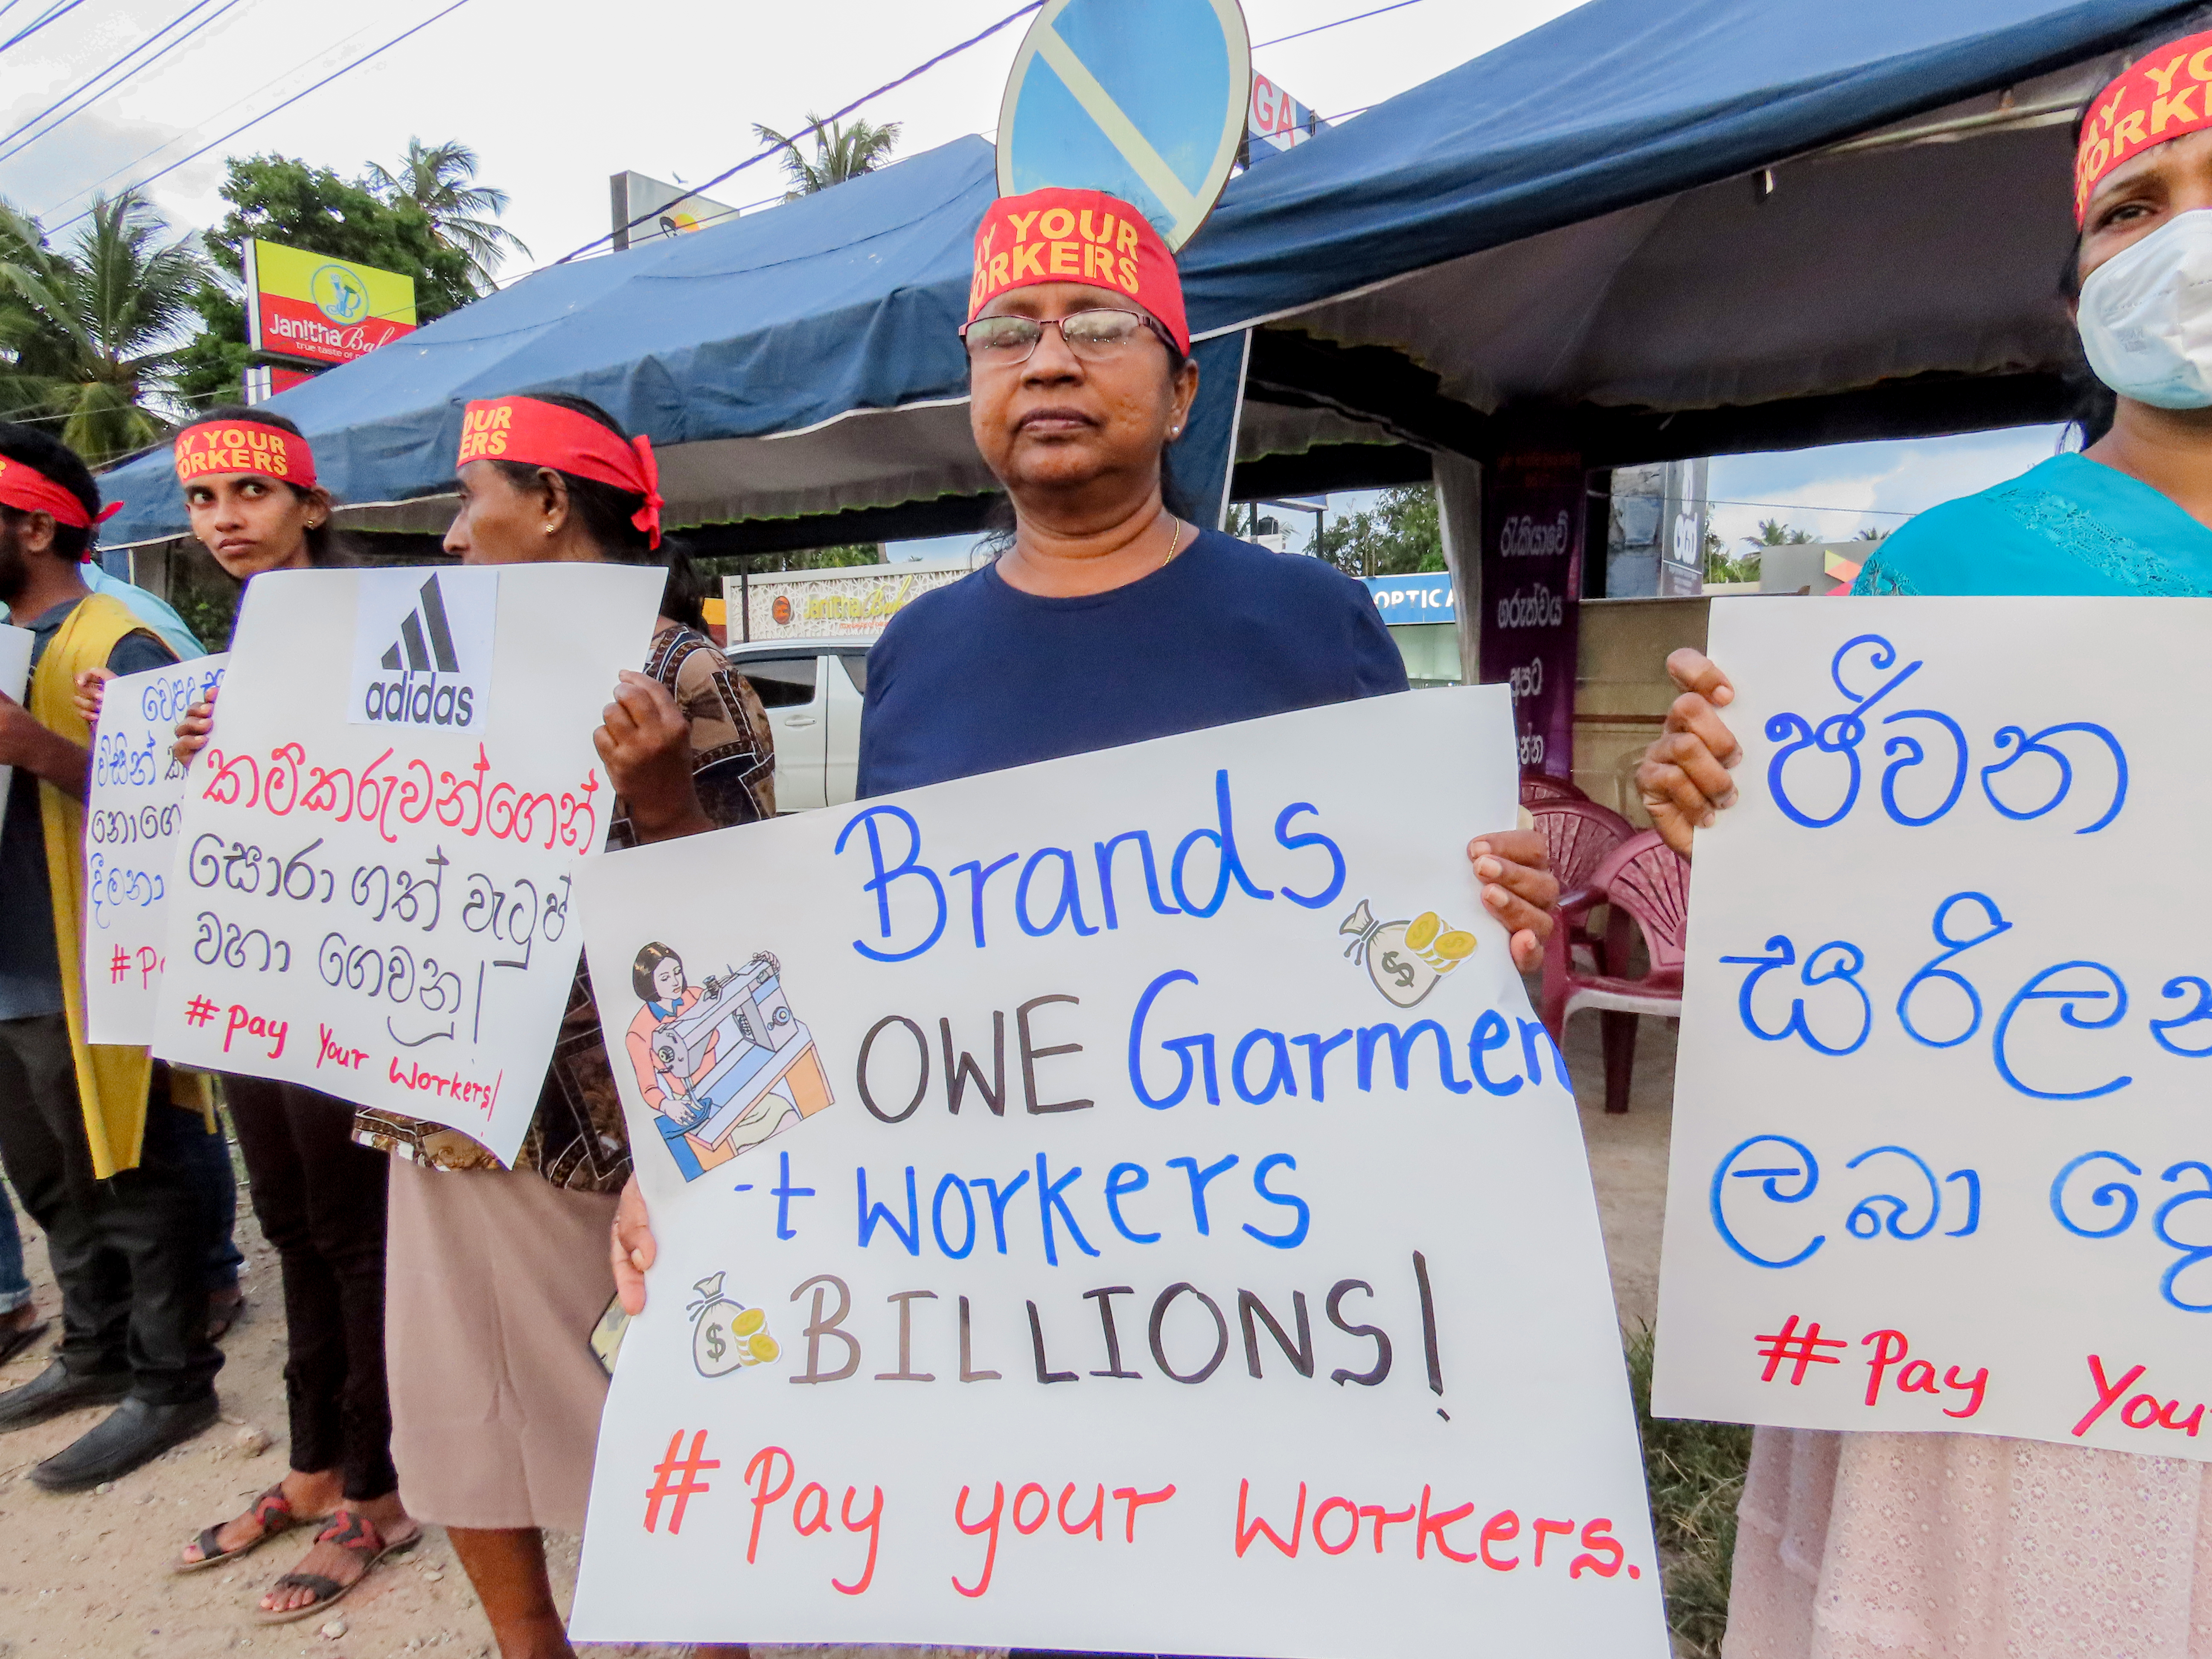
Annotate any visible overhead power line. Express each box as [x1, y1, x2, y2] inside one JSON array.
[[0, 0, 87, 55], [559, 0, 1048, 265], [1252, 0, 1427, 51], [50, 0, 472, 235], [37, 12, 384, 221], [0, 0, 243, 163]]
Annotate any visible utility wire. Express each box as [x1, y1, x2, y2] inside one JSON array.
[[0, 0, 86, 55], [1252, 0, 1426, 51], [49, 0, 471, 235], [559, 0, 1047, 265], [0, 0, 83, 54], [36, 12, 381, 220], [0, 0, 236, 161]]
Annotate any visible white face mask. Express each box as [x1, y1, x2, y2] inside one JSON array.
[[2078, 208, 2212, 409]]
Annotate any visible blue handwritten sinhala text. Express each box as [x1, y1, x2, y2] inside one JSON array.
[[1763, 634, 2125, 834]]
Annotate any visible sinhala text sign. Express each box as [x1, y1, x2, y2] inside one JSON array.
[[1656, 598, 2212, 1458], [151, 565, 661, 1164], [83, 655, 228, 1045], [570, 688, 1664, 1655]]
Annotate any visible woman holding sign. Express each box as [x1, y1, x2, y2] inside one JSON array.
[[598, 190, 1559, 1297], [122, 411, 427, 1626], [1639, 18, 2212, 1653], [352, 392, 768, 1659]]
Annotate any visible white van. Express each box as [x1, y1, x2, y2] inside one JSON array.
[[726, 638, 869, 811]]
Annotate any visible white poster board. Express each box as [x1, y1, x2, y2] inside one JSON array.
[[0, 621, 31, 837], [570, 689, 1665, 1655], [1655, 598, 2212, 1458], [83, 654, 228, 1044], [151, 565, 662, 1163]]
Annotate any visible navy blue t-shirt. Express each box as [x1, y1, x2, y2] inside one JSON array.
[[857, 529, 1409, 797]]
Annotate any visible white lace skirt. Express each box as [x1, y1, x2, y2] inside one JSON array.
[[1726, 1426, 2212, 1658]]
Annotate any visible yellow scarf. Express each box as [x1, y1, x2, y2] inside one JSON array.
[[29, 592, 156, 1178]]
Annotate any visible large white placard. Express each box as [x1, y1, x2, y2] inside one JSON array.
[[83, 654, 228, 1044], [1655, 598, 2212, 1458], [570, 689, 1665, 1656], [151, 565, 662, 1163], [0, 621, 30, 836]]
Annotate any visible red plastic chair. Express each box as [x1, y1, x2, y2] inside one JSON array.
[[1529, 799, 1634, 972], [1519, 773, 1588, 807], [1541, 830, 1690, 1114]]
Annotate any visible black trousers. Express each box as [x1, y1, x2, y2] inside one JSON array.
[[0, 1013, 223, 1404], [224, 1076, 397, 1499]]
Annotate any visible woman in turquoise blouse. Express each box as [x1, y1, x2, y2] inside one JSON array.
[[1851, 448, 2212, 599], [1636, 16, 2212, 1654]]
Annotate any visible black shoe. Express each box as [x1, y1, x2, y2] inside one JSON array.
[[29, 1394, 219, 1491], [0, 1359, 130, 1431]]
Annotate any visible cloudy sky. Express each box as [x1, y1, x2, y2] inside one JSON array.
[[0, 0, 2075, 553]]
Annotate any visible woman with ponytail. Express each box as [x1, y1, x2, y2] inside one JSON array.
[[353, 392, 767, 1659], [109, 410, 425, 1626]]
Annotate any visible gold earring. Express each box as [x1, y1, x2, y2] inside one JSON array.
[[544, 522, 557, 536]]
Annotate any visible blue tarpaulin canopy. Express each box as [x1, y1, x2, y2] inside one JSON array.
[[102, 0, 2195, 549]]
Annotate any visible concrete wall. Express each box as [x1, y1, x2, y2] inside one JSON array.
[[1570, 597, 1712, 822]]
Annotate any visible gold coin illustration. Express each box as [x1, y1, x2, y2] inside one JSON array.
[[733, 1307, 765, 1336], [1432, 930, 1477, 962], [748, 1333, 781, 1363], [1405, 912, 1441, 951]]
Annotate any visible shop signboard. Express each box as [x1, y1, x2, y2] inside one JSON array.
[[244, 365, 317, 405], [611, 172, 742, 250], [1244, 73, 1327, 163], [1363, 572, 1455, 625], [728, 559, 981, 644], [1478, 453, 1583, 778], [245, 239, 417, 368]]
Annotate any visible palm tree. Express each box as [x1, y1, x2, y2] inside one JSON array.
[[365, 137, 529, 289], [0, 189, 206, 466], [753, 114, 902, 197]]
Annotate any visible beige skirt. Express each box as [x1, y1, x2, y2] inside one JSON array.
[[385, 1156, 619, 1531], [1726, 1426, 2212, 1658]]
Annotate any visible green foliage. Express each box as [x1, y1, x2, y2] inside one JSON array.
[[754, 114, 903, 197], [1309, 484, 1444, 578], [1626, 1324, 1752, 1658], [1755, 517, 1814, 546], [0, 188, 209, 466], [1854, 525, 1890, 541], [1703, 528, 1760, 584], [175, 153, 484, 405], [365, 137, 530, 290]]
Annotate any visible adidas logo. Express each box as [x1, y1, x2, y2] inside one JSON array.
[[361, 574, 479, 728]]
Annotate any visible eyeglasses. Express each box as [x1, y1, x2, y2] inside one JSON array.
[[959, 309, 1173, 365]]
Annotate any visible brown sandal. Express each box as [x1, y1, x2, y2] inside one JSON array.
[[256, 1508, 420, 1625], [175, 1482, 311, 1575]]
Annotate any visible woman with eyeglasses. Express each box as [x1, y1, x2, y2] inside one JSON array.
[[599, 188, 1560, 1340]]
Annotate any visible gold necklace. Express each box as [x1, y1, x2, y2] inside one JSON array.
[[1159, 513, 1186, 569]]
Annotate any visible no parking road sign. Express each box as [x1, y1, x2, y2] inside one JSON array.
[[997, 0, 1252, 250]]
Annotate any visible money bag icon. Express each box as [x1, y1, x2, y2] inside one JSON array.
[[1339, 899, 1476, 1009], [687, 1272, 780, 1378]]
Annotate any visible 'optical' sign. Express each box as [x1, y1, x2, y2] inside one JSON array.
[[245, 239, 418, 369]]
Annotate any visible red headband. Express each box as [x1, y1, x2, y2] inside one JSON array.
[[2077, 30, 2212, 223], [457, 396, 664, 548], [969, 187, 1189, 355], [173, 419, 317, 490], [0, 453, 117, 560]]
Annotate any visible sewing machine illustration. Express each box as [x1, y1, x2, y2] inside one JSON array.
[[641, 953, 833, 1181]]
